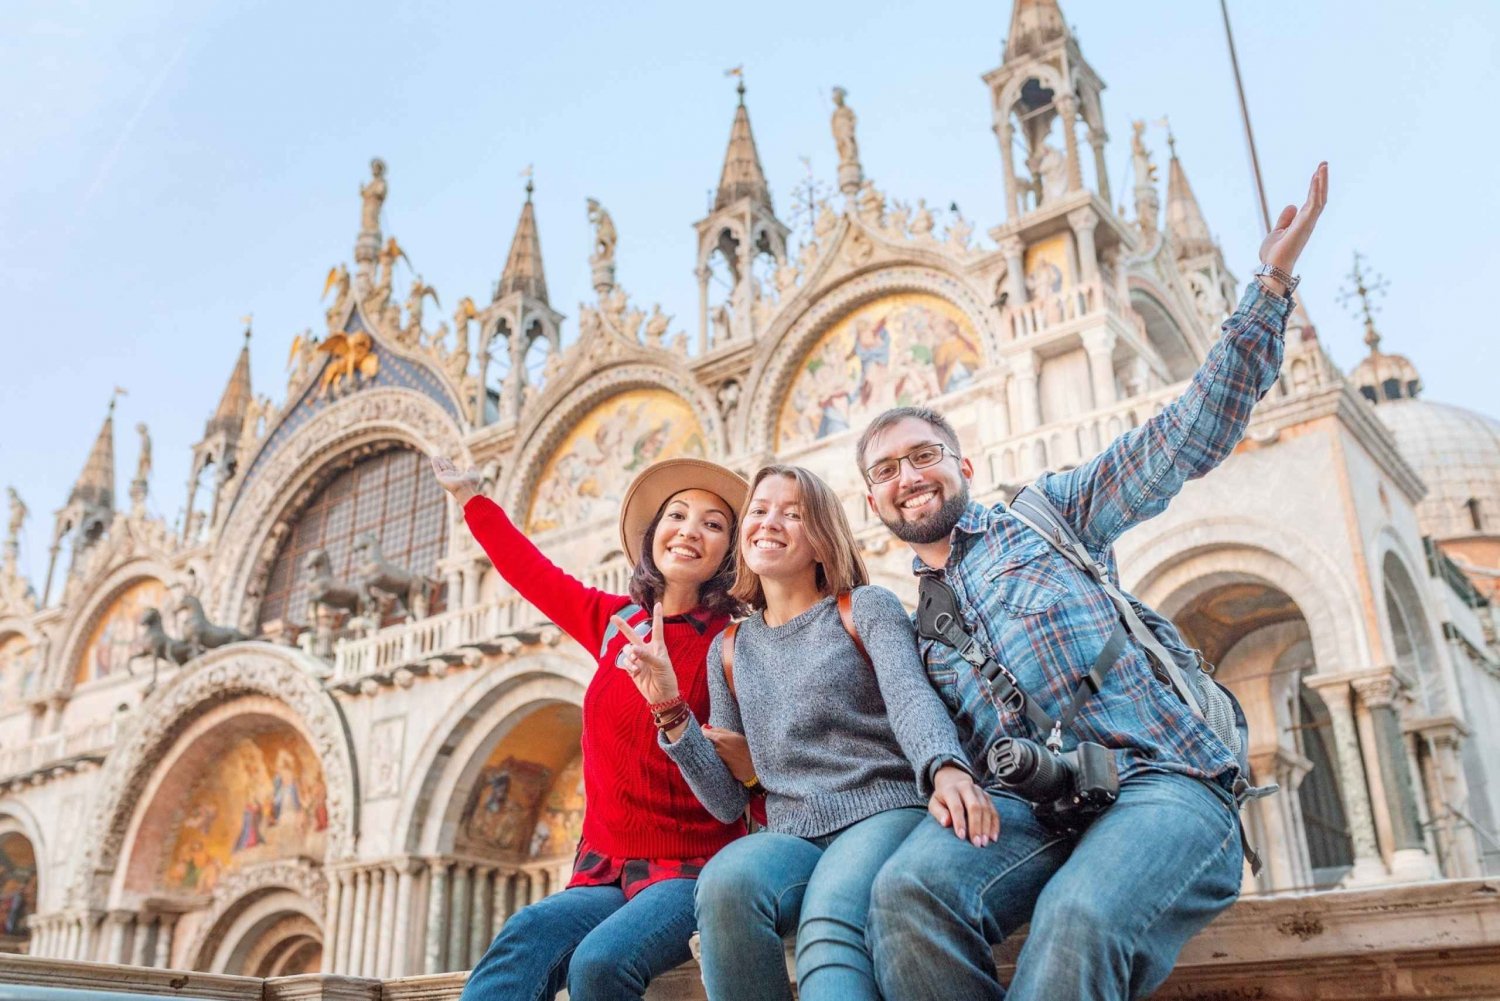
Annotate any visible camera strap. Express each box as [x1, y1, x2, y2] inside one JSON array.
[[916, 574, 1128, 748], [1008, 486, 1206, 720]]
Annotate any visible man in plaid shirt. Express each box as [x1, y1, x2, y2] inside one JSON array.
[[858, 164, 1327, 1001]]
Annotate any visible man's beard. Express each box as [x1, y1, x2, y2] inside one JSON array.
[[883, 481, 970, 545]]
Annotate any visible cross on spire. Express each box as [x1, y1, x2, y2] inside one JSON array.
[[1337, 251, 1390, 352]]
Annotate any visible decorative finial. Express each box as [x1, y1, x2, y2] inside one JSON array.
[[521, 164, 534, 202], [241, 313, 253, 341], [725, 65, 745, 104], [109, 386, 127, 414], [1337, 252, 1390, 353], [1159, 115, 1177, 158]]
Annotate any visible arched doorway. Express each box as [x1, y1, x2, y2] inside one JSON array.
[[0, 829, 38, 953]]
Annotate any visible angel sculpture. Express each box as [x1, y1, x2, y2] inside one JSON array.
[[323, 263, 351, 326], [317, 330, 379, 397], [404, 277, 440, 345]]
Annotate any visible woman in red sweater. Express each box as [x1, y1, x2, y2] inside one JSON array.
[[431, 455, 748, 1001]]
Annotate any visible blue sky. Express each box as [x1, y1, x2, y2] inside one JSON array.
[[3, 1, 1497, 591]]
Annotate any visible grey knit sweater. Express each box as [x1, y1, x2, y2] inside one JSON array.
[[660, 585, 967, 838]]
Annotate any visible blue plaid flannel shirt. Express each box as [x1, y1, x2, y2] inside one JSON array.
[[916, 281, 1292, 792]]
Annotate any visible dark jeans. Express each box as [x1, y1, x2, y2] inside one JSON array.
[[459, 879, 696, 1001], [866, 771, 1242, 1001]]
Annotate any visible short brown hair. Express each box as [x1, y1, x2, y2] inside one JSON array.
[[730, 464, 869, 610], [855, 406, 962, 481]]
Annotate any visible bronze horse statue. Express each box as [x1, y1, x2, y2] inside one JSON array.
[[353, 532, 431, 619], [304, 548, 363, 617], [176, 594, 249, 655]]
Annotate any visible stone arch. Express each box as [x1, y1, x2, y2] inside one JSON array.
[[0, 799, 44, 944], [501, 367, 723, 532], [1369, 528, 1450, 711], [1128, 281, 1200, 382], [207, 388, 467, 630], [994, 63, 1068, 122], [49, 559, 182, 697], [1124, 517, 1368, 677], [397, 651, 591, 857], [0, 618, 46, 708], [180, 860, 326, 974], [71, 644, 357, 911], [744, 265, 999, 457]]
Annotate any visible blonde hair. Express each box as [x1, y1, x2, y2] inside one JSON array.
[[730, 464, 869, 609]]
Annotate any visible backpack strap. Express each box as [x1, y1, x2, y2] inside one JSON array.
[[1009, 485, 1205, 720], [721, 621, 740, 699], [837, 591, 872, 668]]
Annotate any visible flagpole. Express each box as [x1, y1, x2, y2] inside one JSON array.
[[1220, 0, 1272, 233]]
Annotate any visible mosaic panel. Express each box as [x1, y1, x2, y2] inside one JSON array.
[[75, 578, 169, 686]]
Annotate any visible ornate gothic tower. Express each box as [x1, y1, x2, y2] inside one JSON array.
[[43, 399, 117, 602], [693, 81, 788, 353], [482, 180, 563, 426], [1165, 132, 1239, 328], [184, 325, 253, 540]]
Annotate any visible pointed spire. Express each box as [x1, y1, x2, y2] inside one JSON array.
[[1006, 0, 1069, 60], [498, 178, 550, 302], [208, 324, 254, 439], [714, 81, 772, 212], [1164, 130, 1215, 260], [71, 397, 117, 511]]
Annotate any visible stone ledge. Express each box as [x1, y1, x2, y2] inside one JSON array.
[[4, 880, 1497, 1000]]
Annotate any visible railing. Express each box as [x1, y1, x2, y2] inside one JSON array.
[[998, 278, 1148, 345], [976, 381, 1184, 488], [0, 716, 119, 782], [329, 559, 632, 686]]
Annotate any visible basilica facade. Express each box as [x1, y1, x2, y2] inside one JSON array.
[[2, 0, 1499, 989]]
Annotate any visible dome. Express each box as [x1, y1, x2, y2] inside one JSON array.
[[1375, 398, 1500, 540], [1351, 348, 1422, 403]]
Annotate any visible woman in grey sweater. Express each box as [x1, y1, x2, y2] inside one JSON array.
[[613, 464, 997, 1001]]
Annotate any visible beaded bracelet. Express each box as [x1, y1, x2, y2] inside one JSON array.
[[648, 695, 685, 714]]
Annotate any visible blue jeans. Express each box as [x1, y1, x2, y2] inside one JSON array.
[[459, 879, 696, 1001], [867, 772, 1242, 1001], [695, 807, 924, 1001]]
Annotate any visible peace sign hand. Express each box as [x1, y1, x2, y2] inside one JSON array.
[[610, 602, 680, 707]]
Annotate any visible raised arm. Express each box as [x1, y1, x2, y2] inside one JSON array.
[[431, 456, 615, 652], [1041, 163, 1328, 552]]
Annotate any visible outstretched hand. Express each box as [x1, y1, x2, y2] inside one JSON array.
[[429, 455, 482, 506], [1259, 162, 1329, 281]]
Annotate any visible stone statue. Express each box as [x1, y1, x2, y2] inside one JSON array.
[[587, 198, 617, 265], [134, 423, 152, 484], [6, 488, 25, 542], [831, 87, 859, 168], [910, 199, 936, 239], [360, 158, 387, 233], [323, 263, 351, 329], [447, 298, 475, 381], [716, 379, 741, 426], [1131, 120, 1158, 185], [644, 304, 671, 346], [1036, 142, 1066, 204]]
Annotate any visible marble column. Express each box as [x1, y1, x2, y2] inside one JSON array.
[[1010, 351, 1041, 432], [152, 914, 176, 968], [334, 869, 356, 975], [1305, 677, 1387, 884], [378, 865, 399, 979], [696, 267, 711, 356], [321, 867, 343, 973], [996, 120, 1020, 219], [391, 860, 420, 979], [1080, 328, 1118, 409], [105, 911, 132, 965], [1249, 747, 1313, 892], [1000, 236, 1027, 308], [1055, 95, 1084, 193], [448, 863, 474, 971], [347, 869, 369, 978], [1088, 128, 1111, 207], [1412, 717, 1479, 877], [78, 911, 100, 964], [1067, 206, 1100, 284], [361, 866, 385, 977], [469, 866, 495, 967], [130, 916, 152, 967], [1353, 676, 1437, 880], [424, 860, 450, 974]]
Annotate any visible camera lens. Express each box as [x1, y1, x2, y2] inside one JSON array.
[[990, 737, 1071, 802]]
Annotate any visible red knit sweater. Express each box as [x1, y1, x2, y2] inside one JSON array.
[[463, 496, 743, 860]]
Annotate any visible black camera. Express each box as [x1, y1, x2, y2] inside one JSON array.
[[987, 737, 1119, 833]]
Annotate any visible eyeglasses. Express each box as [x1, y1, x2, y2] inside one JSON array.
[[865, 442, 955, 484]]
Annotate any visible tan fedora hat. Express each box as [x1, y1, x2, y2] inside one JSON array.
[[618, 458, 749, 566]]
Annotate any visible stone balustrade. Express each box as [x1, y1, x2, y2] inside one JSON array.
[[0, 715, 119, 785], [998, 277, 1145, 345], [4, 879, 1498, 1000]]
